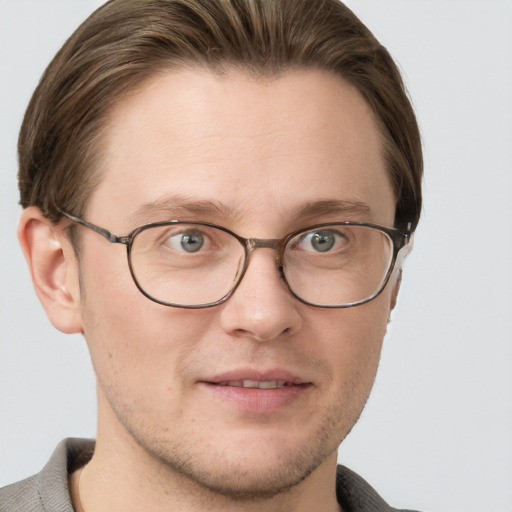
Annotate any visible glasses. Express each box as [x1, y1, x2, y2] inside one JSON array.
[[61, 211, 411, 309]]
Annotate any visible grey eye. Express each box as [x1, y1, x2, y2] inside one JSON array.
[[308, 230, 337, 252], [180, 231, 204, 252], [166, 230, 205, 253], [291, 228, 348, 255]]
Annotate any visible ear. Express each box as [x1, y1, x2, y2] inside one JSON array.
[[389, 269, 402, 311], [18, 206, 83, 334], [389, 234, 414, 312]]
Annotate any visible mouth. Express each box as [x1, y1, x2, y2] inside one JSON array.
[[200, 370, 311, 412], [215, 380, 295, 389]]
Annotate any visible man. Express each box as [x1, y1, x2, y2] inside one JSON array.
[[1, 0, 422, 511]]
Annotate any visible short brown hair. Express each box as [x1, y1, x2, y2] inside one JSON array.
[[18, 0, 422, 231]]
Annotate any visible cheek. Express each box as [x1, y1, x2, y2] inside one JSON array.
[[77, 251, 213, 399], [318, 295, 390, 394]]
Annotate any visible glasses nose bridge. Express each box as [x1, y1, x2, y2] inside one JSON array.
[[247, 237, 280, 249], [245, 237, 285, 266]]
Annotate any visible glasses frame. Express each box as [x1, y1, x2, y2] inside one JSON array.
[[60, 211, 412, 309]]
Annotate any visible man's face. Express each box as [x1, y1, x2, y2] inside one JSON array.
[[74, 68, 397, 496]]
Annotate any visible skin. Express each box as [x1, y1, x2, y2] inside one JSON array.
[[19, 68, 401, 512]]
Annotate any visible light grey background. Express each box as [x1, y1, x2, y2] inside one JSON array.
[[1, 1, 511, 511]]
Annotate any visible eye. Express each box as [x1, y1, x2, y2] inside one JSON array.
[[166, 229, 207, 253], [296, 229, 347, 253]]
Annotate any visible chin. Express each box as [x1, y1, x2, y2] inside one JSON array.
[[140, 419, 341, 501], [161, 450, 324, 500]]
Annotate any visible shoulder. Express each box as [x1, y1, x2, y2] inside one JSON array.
[[0, 438, 94, 512], [0, 475, 41, 512], [336, 465, 420, 512]]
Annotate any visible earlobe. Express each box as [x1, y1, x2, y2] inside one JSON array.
[[18, 206, 83, 334]]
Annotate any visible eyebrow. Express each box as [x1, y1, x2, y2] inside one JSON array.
[[129, 194, 242, 224], [292, 199, 371, 219], [129, 194, 372, 225]]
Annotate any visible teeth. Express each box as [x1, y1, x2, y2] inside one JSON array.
[[243, 380, 260, 388], [256, 380, 277, 389], [217, 380, 288, 389], [257, 380, 288, 389]]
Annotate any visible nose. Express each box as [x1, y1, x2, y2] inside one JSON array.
[[219, 249, 302, 341]]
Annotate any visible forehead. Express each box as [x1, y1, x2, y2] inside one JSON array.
[[91, 67, 395, 233]]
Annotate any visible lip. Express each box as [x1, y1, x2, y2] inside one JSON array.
[[199, 368, 312, 413]]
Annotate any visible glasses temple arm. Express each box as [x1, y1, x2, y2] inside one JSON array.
[[59, 211, 127, 244]]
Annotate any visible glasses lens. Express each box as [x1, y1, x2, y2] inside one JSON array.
[[129, 223, 245, 307], [283, 225, 394, 307]]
